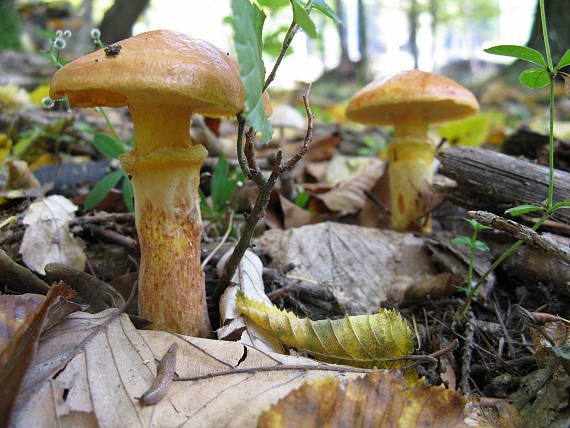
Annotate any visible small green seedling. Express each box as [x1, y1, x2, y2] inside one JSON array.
[[43, 29, 134, 212], [457, 0, 570, 317], [357, 134, 388, 157], [199, 152, 244, 235], [452, 218, 491, 299]]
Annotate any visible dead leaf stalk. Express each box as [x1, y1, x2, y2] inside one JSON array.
[[173, 340, 459, 382]]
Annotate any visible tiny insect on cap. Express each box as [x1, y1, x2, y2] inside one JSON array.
[[345, 70, 479, 126], [49, 29, 244, 117]]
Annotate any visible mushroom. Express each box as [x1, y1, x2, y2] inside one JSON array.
[[50, 30, 244, 336], [346, 70, 479, 232], [270, 104, 305, 144]]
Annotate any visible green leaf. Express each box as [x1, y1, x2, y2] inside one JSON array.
[[555, 49, 570, 71], [84, 170, 123, 210], [519, 68, 551, 89], [312, 0, 341, 24], [452, 236, 471, 246], [473, 241, 490, 252], [212, 153, 236, 211], [504, 204, 545, 216], [256, 0, 289, 10], [484, 45, 547, 68], [231, 0, 274, 142], [92, 133, 127, 159], [464, 218, 491, 230], [121, 172, 134, 212], [291, 0, 317, 38], [553, 201, 570, 210], [199, 187, 214, 217], [295, 191, 310, 208]]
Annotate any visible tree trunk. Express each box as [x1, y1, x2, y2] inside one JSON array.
[[335, 0, 351, 65], [356, 0, 369, 83], [408, 0, 419, 69], [98, 0, 150, 44], [526, 0, 570, 67]]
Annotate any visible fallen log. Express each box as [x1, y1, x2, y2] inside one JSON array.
[[436, 146, 570, 225]]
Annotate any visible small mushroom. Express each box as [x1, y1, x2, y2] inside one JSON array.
[[346, 70, 479, 232], [50, 30, 244, 336], [270, 104, 305, 144]]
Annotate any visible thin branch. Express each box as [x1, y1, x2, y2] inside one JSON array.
[[201, 211, 234, 269], [263, 22, 299, 92], [236, 114, 251, 179], [216, 89, 314, 299], [173, 340, 459, 382], [283, 85, 314, 171], [468, 210, 570, 263], [245, 128, 265, 186]]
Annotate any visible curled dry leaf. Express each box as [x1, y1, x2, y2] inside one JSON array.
[[12, 309, 367, 428], [316, 157, 385, 214], [217, 249, 283, 353], [0, 282, 79, 425], [236, 292, 416, 382], [257, 371, 470, 428], [19, 195, 86, 275], [0, 294, 44, 348]]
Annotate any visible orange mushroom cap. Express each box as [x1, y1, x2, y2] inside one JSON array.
[[49, 29, 244, 117], [345, 70, 479, 126]]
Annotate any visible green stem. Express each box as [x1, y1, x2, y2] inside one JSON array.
[[539, 0, 553, 69], [96, 107, 122, 142], [538, 0, 555, 209], [459, 213, 549, 317], [467, 229, 476, 291], [547, 77, 555, 209]]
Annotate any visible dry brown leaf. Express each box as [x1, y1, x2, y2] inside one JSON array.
[[357, 168, 391, 228], [20, 195, 86, 274], [463, 396, 523, 428], [316, 159, 384, 213], [0, 294, 44, 347], [11, 309, 368, 427], [279, 195, 321, 229], [257, 371, 470, 428], [0, 282, 79, 425], [258, 222, 442, 313], [217, 249, 283, 353]]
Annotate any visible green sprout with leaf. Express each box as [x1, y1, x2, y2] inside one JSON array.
[[452, 219, 491, 299], [43, 28, 134, 212], [458, 0, 570, 316], [199, 152, 245, 236]]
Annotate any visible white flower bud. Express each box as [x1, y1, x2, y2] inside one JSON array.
[[53, 38, 66, 50], [41, 97, 55, 109], [90, 28, 101, 39], [63, 30, 72, 39]]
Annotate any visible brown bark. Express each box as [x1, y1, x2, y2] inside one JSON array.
[[435, 146, 570, 226]]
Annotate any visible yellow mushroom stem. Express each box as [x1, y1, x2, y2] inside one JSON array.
[[119, 103, 212, 336], [388, 117, 435, 232]]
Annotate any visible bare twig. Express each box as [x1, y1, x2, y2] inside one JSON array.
[[173, 339, 459, 382], [216, 86, 314, 299], [282, 86, 314, 171], [468, 210, 570, 263], [263, 22, 299, 92], [236, 114, 251, 179], [460, 313, 476, 395], [201, 211, 234, 269]]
